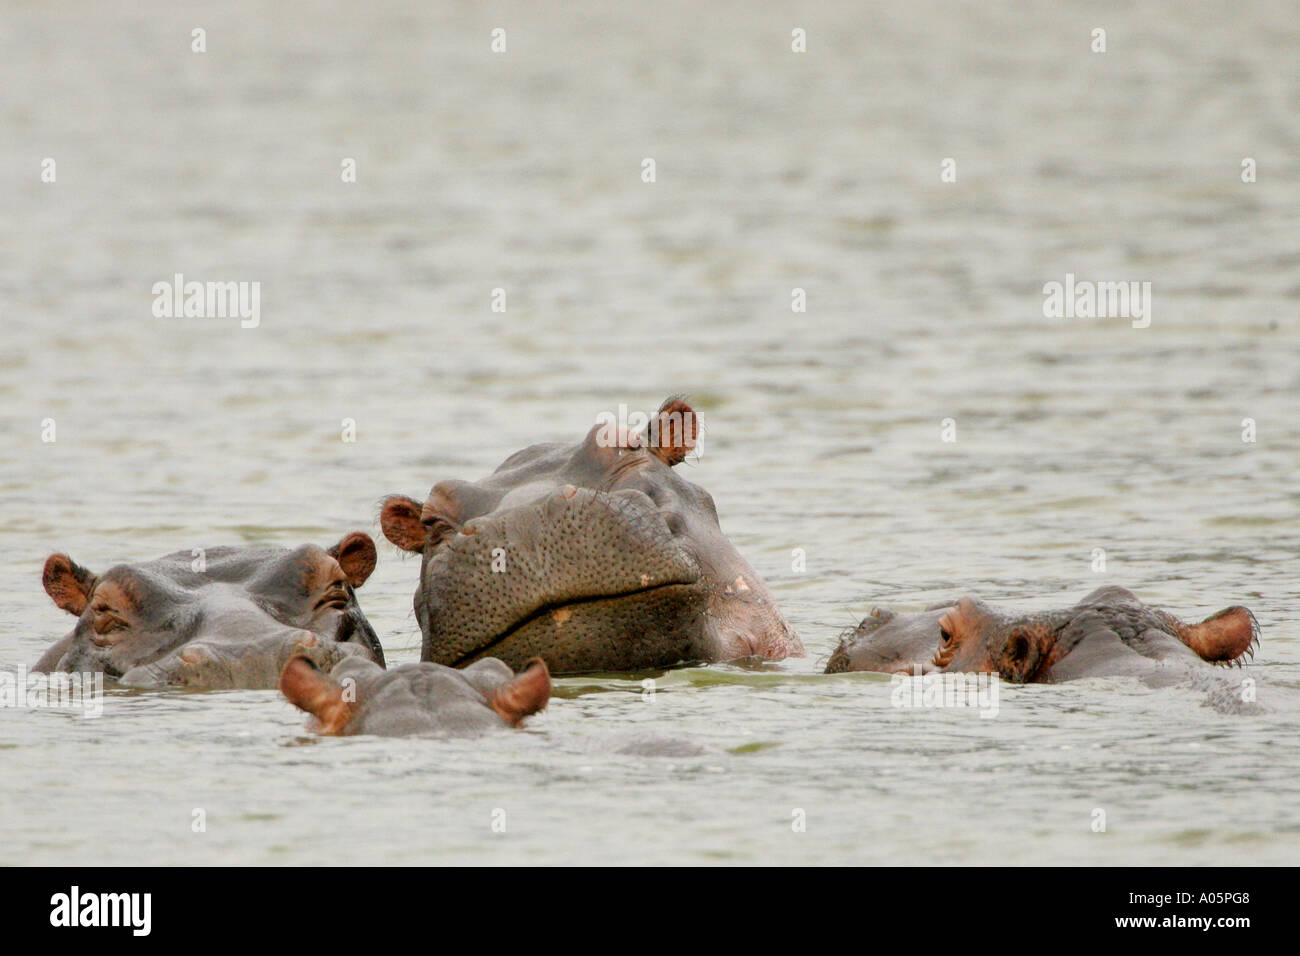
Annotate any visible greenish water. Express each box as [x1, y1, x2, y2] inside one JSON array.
[[1, 1, 1298, 864]]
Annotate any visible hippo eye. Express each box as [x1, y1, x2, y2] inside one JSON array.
[[91, 614, 129, 638], [939, 627, 953, 644], [423, 516, 457, 546], [315, 587, 349, 612]]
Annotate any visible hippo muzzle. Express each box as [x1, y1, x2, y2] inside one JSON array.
[[419, 486, 708, 672], [826, 605, 947, 675]]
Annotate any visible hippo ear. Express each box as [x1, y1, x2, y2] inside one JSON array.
[[329, 532, 377, 587], [43, 554, 97, 616], [997, 626, 1052, 684], [486, 658, 552, 727], [646, 397, 698, 467], [380, 496, 426, 554], [280, 656, 355, 735], [1181, 606, 1259, 665]]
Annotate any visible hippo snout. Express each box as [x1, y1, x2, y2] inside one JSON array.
[[419, 486, 705, 670]]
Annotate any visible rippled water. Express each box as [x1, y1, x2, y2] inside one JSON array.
[[2, 1, 1298, 864]]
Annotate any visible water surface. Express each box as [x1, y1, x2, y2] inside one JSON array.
[[1, 1, 1298, 864]]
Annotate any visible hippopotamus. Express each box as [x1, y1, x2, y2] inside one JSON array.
[[826, 586, 1258, 682], [279, 654, 550, 736], [34, 533, 385, 689], [380, 397, 802, 673]]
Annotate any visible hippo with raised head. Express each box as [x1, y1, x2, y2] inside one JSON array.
[[34, 533, 385, 689], [826, 586, 1258, 682], [279, 655, 550, 736], [380, 397, 802, 673]]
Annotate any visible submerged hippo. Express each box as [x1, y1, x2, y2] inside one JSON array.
[[34, 533, 385, 689], [279, 655, 550, 736], [380, 397, 802, 674], [826, 586, 1258, 682]]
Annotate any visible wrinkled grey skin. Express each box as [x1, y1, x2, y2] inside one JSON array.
[[281, 655, 547, 737], [35, 538, 385, 689], [382, 399, 802, 673], [827, 586, 1258, 683]]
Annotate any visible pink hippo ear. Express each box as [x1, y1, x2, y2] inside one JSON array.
[[328, 532, 378, 588], [43, 554, 98, 616], [1181, 606, 1259, 665], [647, 397, 699, 467], [487, 658, 552, 727], [380, 496, 427, 554], [280, 657, 355, 735]]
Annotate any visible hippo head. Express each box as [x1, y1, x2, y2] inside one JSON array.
[[381, 397, 802, 673], [828, 586, 1259, 682], [825, 604, 951, 675], [34, 533, 385, 689], [931, 589, 1260, 682], [279, 655, 551, 736]]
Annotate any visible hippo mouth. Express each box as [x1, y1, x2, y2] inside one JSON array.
[[826, 645, 938, 676], [449, 580, 706, 671], [333, 601, 386, 667]]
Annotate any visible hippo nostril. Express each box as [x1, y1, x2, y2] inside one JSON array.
[[460, 522, 478, 536], [560, 484, 578, 500], [664, 513, 686, 536]]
